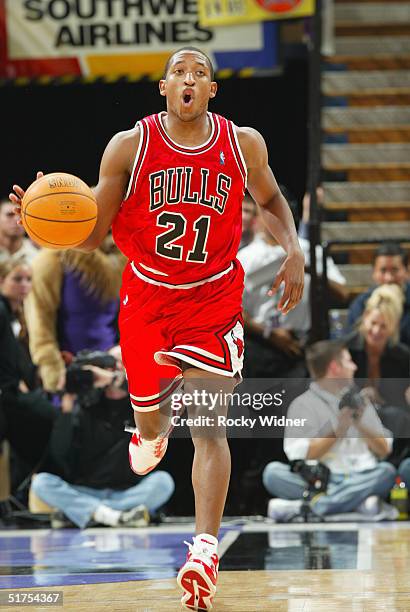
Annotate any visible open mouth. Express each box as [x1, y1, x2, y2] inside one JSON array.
[[183, 93, 193, 106]]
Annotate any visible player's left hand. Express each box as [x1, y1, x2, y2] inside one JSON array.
[[269, 250, 305, 315], [9, 171, 44, 225]]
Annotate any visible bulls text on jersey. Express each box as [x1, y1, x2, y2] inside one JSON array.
[[149, 167, 232, 215]]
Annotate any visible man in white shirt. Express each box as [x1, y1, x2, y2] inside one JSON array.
[[263, 339, 397, 520]]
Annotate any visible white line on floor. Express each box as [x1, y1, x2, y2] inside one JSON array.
[[357, 527, 373, 570], [218, 530, 240, 558]]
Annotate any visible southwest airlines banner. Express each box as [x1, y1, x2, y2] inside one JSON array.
[[199, 0, 315, 27], [0, 0, 279, 79]]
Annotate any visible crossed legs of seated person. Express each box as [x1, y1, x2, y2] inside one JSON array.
[[263, 461, 397, 521], [31, 470, 175, 528]]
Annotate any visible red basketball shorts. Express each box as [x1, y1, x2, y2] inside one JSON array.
[[119, 260, 244, 412]]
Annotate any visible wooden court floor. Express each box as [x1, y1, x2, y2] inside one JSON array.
[[1, 523, 410, 611]]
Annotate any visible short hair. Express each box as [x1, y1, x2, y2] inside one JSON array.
[[374, 241, 408, 268], [361, 283, 404, 344], [305, 339, 346, 380], [163, 47, 215, 80]]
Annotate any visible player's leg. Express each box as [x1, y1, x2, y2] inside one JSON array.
[[178, 366, 236, 611], [184, 367, 235, 536], [118, 266, 183, 475], [128, 396, 180, 476]]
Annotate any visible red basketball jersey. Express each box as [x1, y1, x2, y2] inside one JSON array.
[[112, 112, 247, 287]]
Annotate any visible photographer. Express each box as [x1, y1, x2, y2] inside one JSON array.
[[31, 346, 174, 528], [263, 340, 397, 522]]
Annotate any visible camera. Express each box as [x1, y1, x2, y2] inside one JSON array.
[[338, 385, 366, 417], [65, 350, 117, 402], [291, 460, 330, 494]]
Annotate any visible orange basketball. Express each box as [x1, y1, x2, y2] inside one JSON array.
[[21, 172, 97, 249]]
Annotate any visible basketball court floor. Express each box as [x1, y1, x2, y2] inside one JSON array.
[[1, 521, 409, 610]]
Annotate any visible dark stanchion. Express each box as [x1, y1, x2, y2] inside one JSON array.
[[306, 0, 327, 342]]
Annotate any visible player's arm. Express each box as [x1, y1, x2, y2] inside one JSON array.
[[9, 127, 139, 251], [237, 126, 305, 314], [78, 127, 139, 250]]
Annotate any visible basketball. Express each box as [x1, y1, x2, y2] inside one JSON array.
[[21, 172, 97, 249]]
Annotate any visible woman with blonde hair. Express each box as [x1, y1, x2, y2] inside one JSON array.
[[347, 284, 409, 403], [0, 256, 55, 481], [360, 283, 404, 348], [347, 284, 410, 465], [0, 256, 34, 388]]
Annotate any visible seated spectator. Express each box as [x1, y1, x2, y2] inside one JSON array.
[[348, 242, 410, 346], [0, 198, 38, 263], [31, 346, 175, 529], [0, 256, 55, 481], [24, 236, 126, 392], [239, 193, 257, 250], [263, 340, 397, 521], [346, 284, 410, 465]]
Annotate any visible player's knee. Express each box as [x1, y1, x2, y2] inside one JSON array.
[[191, 435, 229, 450]]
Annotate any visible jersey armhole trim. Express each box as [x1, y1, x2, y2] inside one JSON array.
[[124, 119, 148, 200], [227, 121, 248, 188]]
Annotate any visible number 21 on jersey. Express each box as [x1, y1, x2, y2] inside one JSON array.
[[156, 212, 210, 263]]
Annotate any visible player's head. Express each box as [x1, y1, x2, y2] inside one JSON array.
[[163, 47, 215, 80], [159, 47, 217, 121]]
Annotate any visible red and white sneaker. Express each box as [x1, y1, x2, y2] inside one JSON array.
[[177, 536, 219, 611], [128, 429, 168, 475]]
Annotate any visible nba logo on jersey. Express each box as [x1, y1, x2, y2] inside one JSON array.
[[219, 151, 225, 165]]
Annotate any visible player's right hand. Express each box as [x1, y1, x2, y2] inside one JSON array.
[[9, 171, 44, 225]]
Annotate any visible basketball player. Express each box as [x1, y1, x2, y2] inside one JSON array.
[[10, 47, 304, 611]]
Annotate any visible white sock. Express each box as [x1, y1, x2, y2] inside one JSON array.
[[93, 504, 121, 527], [195, 533, 218, 555]]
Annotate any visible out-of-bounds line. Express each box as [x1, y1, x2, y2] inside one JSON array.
[[357, 527, 373, 570], [218, 530, 241, 559]]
